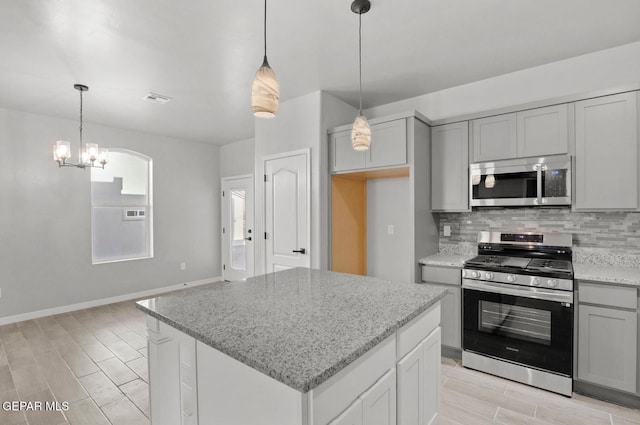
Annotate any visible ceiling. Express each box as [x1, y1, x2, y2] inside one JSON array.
[[2, 0, 640, 145]]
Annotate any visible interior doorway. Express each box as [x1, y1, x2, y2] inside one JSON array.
[[221, 175, 254, 281]]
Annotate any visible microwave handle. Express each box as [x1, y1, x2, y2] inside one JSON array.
[[534, 164, 543, 204]]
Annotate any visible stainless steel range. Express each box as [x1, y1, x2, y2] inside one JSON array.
[[462, 231, 574, 396]]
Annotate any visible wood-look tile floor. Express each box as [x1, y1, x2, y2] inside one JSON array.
[[439, 357, 640, 425], [1, 297, 639, 425]]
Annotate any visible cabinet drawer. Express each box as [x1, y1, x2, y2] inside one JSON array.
[[421, 265, 461, 285], [313, 335, 395, 425], [579, 282, 638, 309], [397, 302, 441, 359]]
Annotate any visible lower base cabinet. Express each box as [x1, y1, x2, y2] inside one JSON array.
[[397, 327, 441, 425], [577, 281, 639, 395], [578, 304, 638, 393]]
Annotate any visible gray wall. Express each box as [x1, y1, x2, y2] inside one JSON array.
[[253, 91, 356, 274], [0, 108, 220, 318], [367, 177, 411, 283], [220, 138, 255, 177]]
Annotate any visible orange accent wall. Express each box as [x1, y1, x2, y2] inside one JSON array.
[[331, 175, 367, 275]]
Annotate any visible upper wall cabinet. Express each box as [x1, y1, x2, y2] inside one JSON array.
[[471, 104, 569, 162], [574, 92, 639, 211], [472, 113, 517, 162], [431, 122, 469, 211], [332, 130, 366, 172], [331, 118, 407, 173], [516, 104, 569, 157]]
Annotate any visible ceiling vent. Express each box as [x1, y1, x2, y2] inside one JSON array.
[[143, 92, 172, 104]]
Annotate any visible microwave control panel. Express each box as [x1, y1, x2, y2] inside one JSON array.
[[544, 169, 567, 197]]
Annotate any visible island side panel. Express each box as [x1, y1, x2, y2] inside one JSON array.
[[196, 341, 308, 425], [146, 316, 196, 425]]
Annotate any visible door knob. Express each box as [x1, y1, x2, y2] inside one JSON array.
[[245, 237, 252, 241], [292, 248, 306, 254]]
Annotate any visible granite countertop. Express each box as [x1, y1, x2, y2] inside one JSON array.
[[418, 253, 473, 268], [136, 267, 446, 393], [574, 263, 640, 288]]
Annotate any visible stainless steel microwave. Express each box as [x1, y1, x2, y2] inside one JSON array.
[[469, 155, 571, 207]]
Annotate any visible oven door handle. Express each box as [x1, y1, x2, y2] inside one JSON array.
[[462, 279, 573, 304]]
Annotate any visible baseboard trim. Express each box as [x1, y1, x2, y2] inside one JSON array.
[[442, 345, 462, 360], [0, 276, 222, 326], [573, 380, 640, 409]]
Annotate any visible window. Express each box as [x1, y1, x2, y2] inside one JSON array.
[[90, 149, 153, 264]]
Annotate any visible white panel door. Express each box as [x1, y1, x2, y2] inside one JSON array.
[[265, 151, 310, 273], [360, 369, 397, 425], [397, 341, 424, 425], [222, 175, 254, 281]]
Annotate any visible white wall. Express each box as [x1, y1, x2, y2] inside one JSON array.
[[0, 108, 221, 319], [220, 138, 255, 177], [365, 41, 640, 121], [253, 91, 356, 274], [367, 177, 411, 283]]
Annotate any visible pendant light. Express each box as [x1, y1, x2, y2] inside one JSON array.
[[351, 0, 371, 151], [53, 84, 108, 169], [251, 0, 279, 118]]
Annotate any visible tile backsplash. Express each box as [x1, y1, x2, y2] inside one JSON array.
[[438, 207, 640, 267]]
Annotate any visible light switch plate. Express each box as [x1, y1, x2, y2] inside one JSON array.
[[387, 225, 394, 235]]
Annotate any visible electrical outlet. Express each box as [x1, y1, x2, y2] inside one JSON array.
[[180, 262, 186, 271], [443, 225, 451, 237], [387, 224, 394, 235]]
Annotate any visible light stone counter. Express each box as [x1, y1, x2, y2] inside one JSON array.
[[137, 267, 446, 393], [574, 263, 640, 288], [419, 253, 474, 268]]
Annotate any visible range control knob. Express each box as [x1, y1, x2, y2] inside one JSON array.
[[484, 272, 494, 280], [507, 275, 517, 283], [531, 277, 541, 286], [547, 279, 558, 288], [471, 271, 480, 279]]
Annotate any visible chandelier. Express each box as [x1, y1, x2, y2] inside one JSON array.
[[53, 84, 108, 169]]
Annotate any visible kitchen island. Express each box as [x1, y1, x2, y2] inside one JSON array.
[[137, 267, 445, 425]]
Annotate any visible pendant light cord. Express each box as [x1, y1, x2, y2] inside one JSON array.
[[358, 12, 363, 114], [263, 0, 268, 59], [79, 89, 84, 146]]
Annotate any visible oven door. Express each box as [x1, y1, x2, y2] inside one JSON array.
[[462, 279, 573, 376]]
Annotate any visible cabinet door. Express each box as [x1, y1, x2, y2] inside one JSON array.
[[575, 92, 638, 210], [360, 369, 397, 425], [329, 399, 363, 425], [423, 328, 441, 425], [332, 130, 366, 172], [578, 304, 637, 393], [516, 104, 569, 157], [472, 113, 517, 162], [427, 284, 460, 349], [397, 342, 424, 425], [366, 119, 408, 169], [431, 122, 469, 211]]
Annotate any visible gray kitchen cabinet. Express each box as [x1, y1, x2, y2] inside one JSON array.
[[577, 281, 638, 394], [332, 130, 366, 172], [420, 265, 461, 350], [471, 113, 517, 162], [574, 92, 639, 210], [330, 118, 407, 173], [516, 104, 569, 157], [366, 119, 408, 169], [431, 122, 469, 212]]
